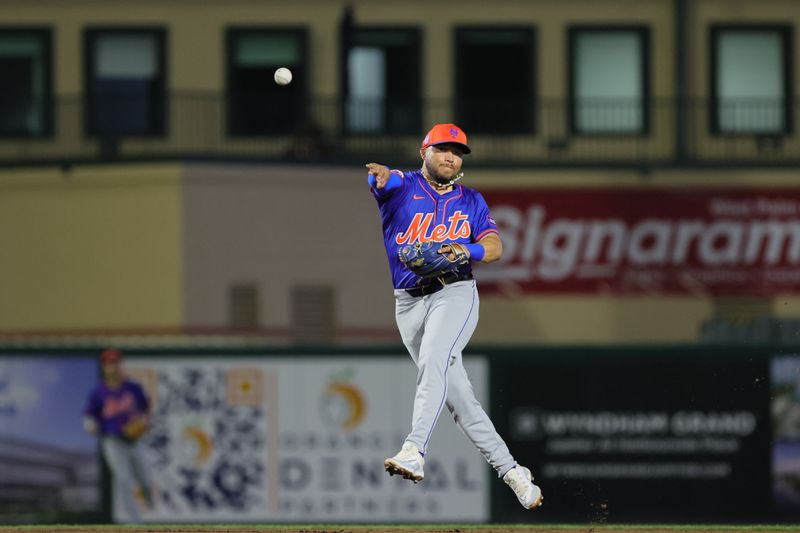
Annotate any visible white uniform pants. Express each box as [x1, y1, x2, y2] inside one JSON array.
[[101, 436, 150, 522], [394, 279, 516, 477]]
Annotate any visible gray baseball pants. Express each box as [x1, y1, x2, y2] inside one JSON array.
[[102, 436, 150, 522], [394, 279, 516, 478]]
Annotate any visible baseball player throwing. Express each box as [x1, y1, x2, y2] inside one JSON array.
[[84, 348, 152, 522], [366, 123, 543, 510]]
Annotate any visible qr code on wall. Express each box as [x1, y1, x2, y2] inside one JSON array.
[[128, 362, 275, 520]]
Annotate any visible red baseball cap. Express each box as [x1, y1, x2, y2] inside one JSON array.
[[100, 347, 122, 363], [421, 123, 471, 154]]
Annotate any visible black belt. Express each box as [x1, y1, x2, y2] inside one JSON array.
[[405, 271, 473, 298]]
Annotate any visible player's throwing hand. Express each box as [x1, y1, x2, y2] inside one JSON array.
[[365, 163, 390, 189], [438, 243, 470, 262]]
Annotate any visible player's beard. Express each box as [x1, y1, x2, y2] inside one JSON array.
[[424, 159, 459, 185]]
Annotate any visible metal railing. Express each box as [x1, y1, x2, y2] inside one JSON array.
[[0, 93, 797, 167]]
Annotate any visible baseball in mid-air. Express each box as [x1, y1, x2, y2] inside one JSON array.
[[274, 67, 293, 86]]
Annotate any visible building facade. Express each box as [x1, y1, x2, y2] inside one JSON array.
[[1, 0, 799, 345]]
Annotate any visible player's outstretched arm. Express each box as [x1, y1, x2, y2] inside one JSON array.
[[477, 233, 503, 263], [365, 163, 390, 188], [366, 163, 402, 196]]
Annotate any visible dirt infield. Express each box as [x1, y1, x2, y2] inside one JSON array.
[[3, 526, 800, 533]]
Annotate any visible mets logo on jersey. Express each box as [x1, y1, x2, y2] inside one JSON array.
[[395, 210, 471, 244]]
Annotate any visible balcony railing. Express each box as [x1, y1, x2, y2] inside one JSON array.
[[0, 93, 797, 167]]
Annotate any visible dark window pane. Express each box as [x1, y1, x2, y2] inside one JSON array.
[[456, 28, 534, 134], [92, 79, 159, 134], [384, 44, 420, 133], [86, 31, 165, 136], [228, 31, 307, 136], [0, 33, 50, 137], [0, 57, 34, 134]]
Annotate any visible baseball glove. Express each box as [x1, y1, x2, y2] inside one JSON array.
[[121, 416, 149, 442], [398, 241, 470, 279]]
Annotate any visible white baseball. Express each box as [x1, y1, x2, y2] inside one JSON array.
[[274, 67, 293, 86]]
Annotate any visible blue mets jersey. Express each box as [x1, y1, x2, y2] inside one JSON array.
[[370, 170, 499, 289], [85, 379, 149, 436]]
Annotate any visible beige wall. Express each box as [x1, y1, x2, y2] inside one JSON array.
[[688, 0, 800, 99], [1, 0, 800, 341], [181, 163, 800, 345], [0, 163, 183, 331], [4, 160, 800, 343], [353, 0, 674, 101], [1, 0, 798, 162], [0, 0, 674, 96], [0, 0, 345, 95], [3, 0, 793, 97], [476, 296, 713, 344], [686, 0, 800, 159], [182, 163, 396, 333]]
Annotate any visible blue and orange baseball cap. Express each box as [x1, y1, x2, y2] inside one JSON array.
[[421, 123, 471, 154]]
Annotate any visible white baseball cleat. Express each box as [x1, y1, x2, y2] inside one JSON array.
[[503, 464, 543, 509], [384, 442, 425, 483]]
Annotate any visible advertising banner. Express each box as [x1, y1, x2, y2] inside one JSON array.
[[0, 356, 100, 521], [124, 356, 489, 523], [771, 355, 800, 517], [493, 350, 771, 522], [478, 188, 800, 294]]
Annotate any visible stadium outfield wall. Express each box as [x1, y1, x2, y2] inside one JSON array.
[[0, 345, 796, 525]]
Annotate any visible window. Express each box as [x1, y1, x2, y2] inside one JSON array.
[[569, 27, 649, 134], [711, 26, 792, 134], [0, 28, 52, 137], [455, 27, 535, 134], [84, 28, 167, 137], [343, 28, 421, 134], [227, 28, 308, 136]]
